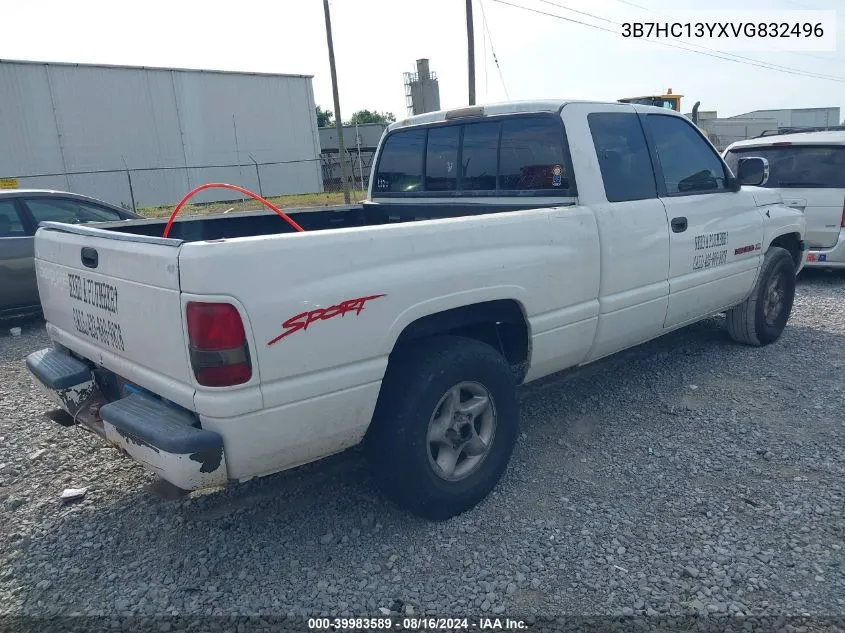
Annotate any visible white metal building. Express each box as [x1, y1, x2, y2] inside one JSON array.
[[0, 59, 323, 209], [730, 107, 840, 129], [687, 107, 843, 151], [318, 123, 387, 189]]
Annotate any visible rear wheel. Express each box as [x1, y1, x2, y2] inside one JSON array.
[[726, 246, 796, 346], [365, 336, 519, 520]]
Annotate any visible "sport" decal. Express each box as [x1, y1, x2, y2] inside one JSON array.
[[267, 294, 386, 346]]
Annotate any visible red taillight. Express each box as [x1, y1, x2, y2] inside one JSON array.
[[186, 302, 251, 387], [186, 303, 246, 350], [841, 200, 845, 228]]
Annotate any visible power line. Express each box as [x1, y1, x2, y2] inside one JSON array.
[[479, 0, 511, 99], [490, 0, 845, 83], [536, 0, 616, 24], [608, 0, 673, 21], [607, 0, 845, 66]]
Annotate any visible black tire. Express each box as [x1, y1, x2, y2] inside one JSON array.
[[726, 246, 796, 346], [365, 335, 519, 521]]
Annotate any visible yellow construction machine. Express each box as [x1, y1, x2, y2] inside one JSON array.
[[618, 88, 702, 124]]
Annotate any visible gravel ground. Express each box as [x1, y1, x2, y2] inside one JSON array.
[[1, 271, 843, 628]]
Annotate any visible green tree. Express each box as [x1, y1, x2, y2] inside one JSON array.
[[347, 110, 396, 125], [315, 105, 334, 128]]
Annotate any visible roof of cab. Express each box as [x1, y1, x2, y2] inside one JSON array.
[[725, 129, 845, 152], [386, 99, 681, 132]]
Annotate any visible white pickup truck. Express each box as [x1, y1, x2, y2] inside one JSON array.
[[26, 100, 807, 520]]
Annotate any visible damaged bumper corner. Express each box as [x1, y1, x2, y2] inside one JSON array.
[[25, 347, 228, 491], [25, 348, 100, 419]]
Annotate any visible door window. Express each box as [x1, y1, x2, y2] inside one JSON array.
[[588, 112, 657, 202], [74, 201, 124, 222], [25, 198, 123, 225], [647, 115, 728, 195], [0, 201, 26, 237], [724, 145, 845, 188]]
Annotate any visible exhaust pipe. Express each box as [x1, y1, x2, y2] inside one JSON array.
[[692, 101, 701, 125]]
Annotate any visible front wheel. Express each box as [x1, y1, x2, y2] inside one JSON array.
[[726, 246, 796, 346], [365, 336, 519, 520]]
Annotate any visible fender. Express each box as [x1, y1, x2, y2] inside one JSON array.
[[380, 286, 532, 357]]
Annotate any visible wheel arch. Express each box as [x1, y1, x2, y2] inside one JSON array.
[[768, 231, 803, 271], [387, 297, 532, 383]]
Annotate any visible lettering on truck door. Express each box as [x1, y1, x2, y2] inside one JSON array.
[[641, 112, 764, 328]]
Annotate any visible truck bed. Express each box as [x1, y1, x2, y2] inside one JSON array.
[[92, 201, 561, 242]]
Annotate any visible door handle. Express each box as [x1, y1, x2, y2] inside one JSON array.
[[81, 247, 98, 269], [671, 217, 688, 233]]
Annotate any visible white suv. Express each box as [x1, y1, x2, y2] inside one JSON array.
[[724, 131, 845, 269]]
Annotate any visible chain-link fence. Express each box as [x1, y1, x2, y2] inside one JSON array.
[[9, 150, 374, 215]]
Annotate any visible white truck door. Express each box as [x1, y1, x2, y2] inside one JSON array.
[[561, 103, 671, 362], [640, 111, 764, 328]]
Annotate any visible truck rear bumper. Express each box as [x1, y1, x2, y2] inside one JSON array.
[[804, 229, 845, 269], [26, 347, 228, 491]]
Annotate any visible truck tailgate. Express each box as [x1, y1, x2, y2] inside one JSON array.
[[33, 223, 193, 401]]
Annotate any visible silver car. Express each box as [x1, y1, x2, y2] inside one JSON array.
[[0, 189, 141, 319], [724, 131, 845, 270]]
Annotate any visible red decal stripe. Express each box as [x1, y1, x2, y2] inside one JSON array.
[[268, 294, 386, 346]]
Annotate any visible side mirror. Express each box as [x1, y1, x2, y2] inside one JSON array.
[[736, 156, 770, 187]]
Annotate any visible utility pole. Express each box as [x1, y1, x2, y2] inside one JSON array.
[[323, 0, 352, 204], [355, 119, 365, 192], [466, 0, 476, 106]]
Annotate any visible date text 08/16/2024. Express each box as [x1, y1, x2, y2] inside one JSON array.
[[307, 617, 527, 630]]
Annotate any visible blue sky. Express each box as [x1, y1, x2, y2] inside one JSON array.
[[2, 0, 843, 120]]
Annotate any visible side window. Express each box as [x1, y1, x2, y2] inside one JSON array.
[[588, 113, 657, 202], [460, 121, 500, 191], [25, 199, 80, 225], [74, 202, 123, 222], [426, 126, 460, 192], [725, 145, 845, 189], [0, 201, 27, 237], [646, 114, 728, 194], [499, 117, 568, 191], [374, 130, 425, 193]]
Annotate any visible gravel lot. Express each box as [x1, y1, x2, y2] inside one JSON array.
[[1, 271, 843, 627]]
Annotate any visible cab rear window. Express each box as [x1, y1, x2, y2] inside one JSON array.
[[724, 145, 845, 189], [373, 115, 572, 196], [373, 129, 426, 193]]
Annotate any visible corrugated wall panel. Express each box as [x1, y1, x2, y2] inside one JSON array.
[[319, 123, 387, 150], [732, 108, 841, 128], [46, 65, 186, 171], [0, 63, 67, 179], [127, 168, 191, 209], [0, 61, 320, 207], [172, 72, 322, 202]]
